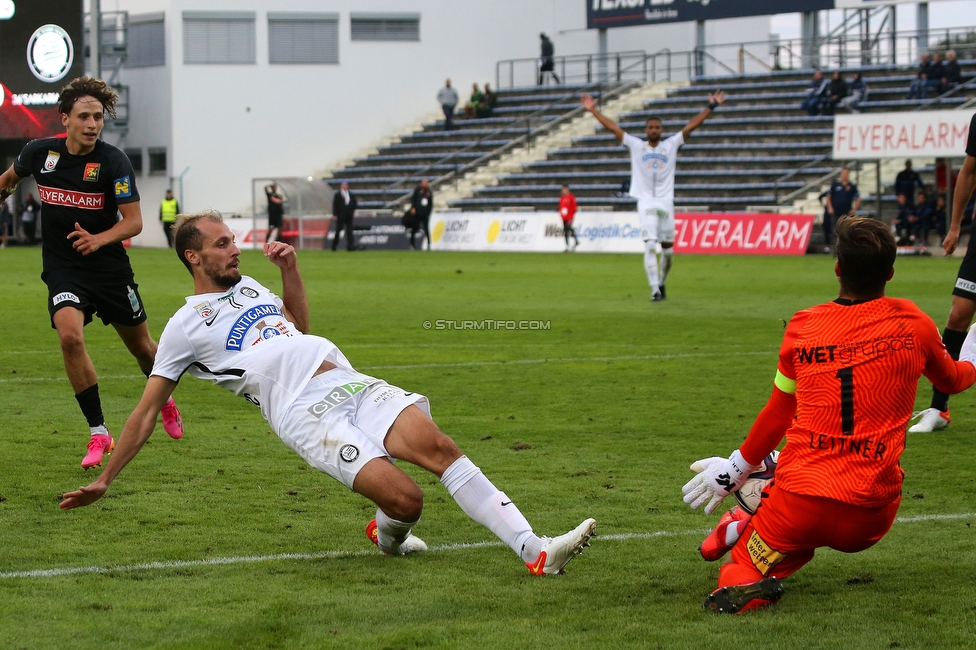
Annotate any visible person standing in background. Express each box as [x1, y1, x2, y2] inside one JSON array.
[[539, 33, 560, 85], [159, 189, 179, 248], [331, 181, 358, 252], [409, 179, 434, 251], [437, 79, 459, 131], [558, 184, 579, 252], [21, 192, 40, 245], [265, 183, 284, 243], [0, 194, 13, 248]]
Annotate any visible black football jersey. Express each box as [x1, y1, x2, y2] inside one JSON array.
[[14, 137, 140, 278]]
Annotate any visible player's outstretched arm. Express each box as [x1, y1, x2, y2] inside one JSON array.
[[59, 376, 177, 510], [681, 90, 726, 140], [264, 241, 310, 333], [581, 93, 624, 143], [944, 154, 976, 255], [0, 164, 23, 202]]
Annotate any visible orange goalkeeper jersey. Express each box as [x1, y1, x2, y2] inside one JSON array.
[[774, 297, 975, 507]]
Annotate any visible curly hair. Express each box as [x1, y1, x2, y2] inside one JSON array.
[[58, 76, 118, 118]]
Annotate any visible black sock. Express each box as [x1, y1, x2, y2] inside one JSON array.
[[932, 328, 968, 411], [75, 384, 105, 428]]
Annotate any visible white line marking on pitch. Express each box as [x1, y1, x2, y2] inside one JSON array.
[[1, 512, 971, 580], [0, 350, 776, 383]]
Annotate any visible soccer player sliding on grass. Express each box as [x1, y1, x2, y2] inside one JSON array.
[[682, 217, 976, 614], [60, 211, 595, 575]]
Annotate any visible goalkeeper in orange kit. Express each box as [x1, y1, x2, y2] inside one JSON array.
[[682, 217, 976, 614]]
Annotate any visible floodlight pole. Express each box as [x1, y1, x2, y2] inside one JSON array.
[[91, 0, 101, 78]]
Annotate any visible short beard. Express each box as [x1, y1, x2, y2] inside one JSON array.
[[204, 262, 241, 289]]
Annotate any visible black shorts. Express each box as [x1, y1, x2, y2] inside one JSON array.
[[268, 212, 283, 228], [952, 223, 976, 301], [45, 272, 147, 329]]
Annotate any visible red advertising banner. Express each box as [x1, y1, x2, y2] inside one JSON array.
[[674, 213, 814, 255]]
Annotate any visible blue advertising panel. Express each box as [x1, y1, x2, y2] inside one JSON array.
[[587, 0, 835, 29]]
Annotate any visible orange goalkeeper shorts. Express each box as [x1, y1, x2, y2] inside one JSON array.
[[720, 484, 901, 587]]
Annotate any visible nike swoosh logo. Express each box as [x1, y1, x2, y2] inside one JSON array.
[[500, 501, 512, 506], [404, 392, 414, 396], [40, 169, 57, 174], [205, 312, 220, 326]]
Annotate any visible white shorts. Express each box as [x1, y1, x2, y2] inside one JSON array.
[[637, 199, 675, 244], [276, 368, 430, 490]]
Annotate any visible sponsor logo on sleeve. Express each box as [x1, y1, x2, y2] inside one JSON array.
[[114, 176, 132, 198], [83, 162, 100, 182], [52, 292, 80, 306]]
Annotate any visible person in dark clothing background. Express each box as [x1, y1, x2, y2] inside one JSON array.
[[895, 160, 925, 207], [539, 33, 560, 85], [822, 71, 848, 115], [265, 183, 284, 243], [21, 192, 40, 245], [331, 181, 358, 251], [409, 179, 434, 251]]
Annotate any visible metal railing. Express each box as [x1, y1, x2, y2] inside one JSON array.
[[496, 51, 648, 90], [381, 79, 641, 210], [496, 25, 976, 90], [913, 75, 976, 111]]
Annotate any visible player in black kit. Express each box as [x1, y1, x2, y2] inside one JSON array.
[[910, 111, 976, 433], [0, 77, 185, 468]]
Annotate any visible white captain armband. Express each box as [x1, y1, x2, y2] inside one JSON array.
[[773, 370, 796, 394]]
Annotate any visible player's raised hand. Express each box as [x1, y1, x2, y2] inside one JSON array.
[[708, 90, 726, 106], [67, 222, 104, 255], [264, 240, 297, 269], [59, 482, 108, 509], [580, 93, 596, 111]]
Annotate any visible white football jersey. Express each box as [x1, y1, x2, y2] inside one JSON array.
[[152, 276, 352, 431], [623, 131, 684, 202]]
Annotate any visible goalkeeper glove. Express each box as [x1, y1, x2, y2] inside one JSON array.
[[681, 449, 761, 515]]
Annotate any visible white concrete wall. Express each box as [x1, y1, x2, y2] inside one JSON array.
[[99, 0, 770, 246]]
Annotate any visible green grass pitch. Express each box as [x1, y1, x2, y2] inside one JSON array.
[[1, 247, 976, 649]]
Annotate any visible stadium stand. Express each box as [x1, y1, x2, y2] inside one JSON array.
[[448, 63, 976, 214], [328, 83, 634, 209]]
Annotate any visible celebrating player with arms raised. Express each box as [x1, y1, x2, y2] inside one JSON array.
[[0, 77, 184, 469], [682, 217, 976, 614], [581, 89, 725, 301]]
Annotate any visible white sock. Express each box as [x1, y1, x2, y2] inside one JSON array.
[[90, 424, 109, 436], [724, 519, 744, 546], [375, 509, 418, 555], [440, 456, 541, 562], [660, 247, 673, 285], [643, 241, 659, 292]]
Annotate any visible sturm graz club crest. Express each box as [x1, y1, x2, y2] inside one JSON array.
[[27, 24, 74, 83], [339, 444, 360, 463]]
